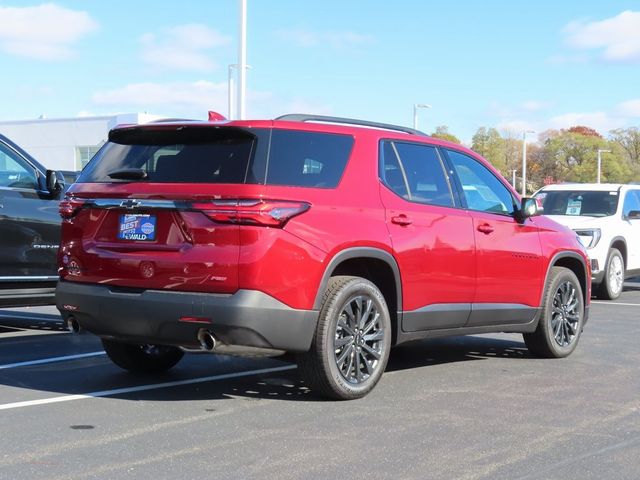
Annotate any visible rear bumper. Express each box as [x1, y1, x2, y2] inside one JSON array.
[[55, 280, 318, 352]]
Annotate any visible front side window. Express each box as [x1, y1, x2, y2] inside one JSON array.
[[446, 149, 515, 215], [0, 143, 37, 189], [622, 190, 640, 217], [379, 141, 454, 207]]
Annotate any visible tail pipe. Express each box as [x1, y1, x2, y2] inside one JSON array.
[[197, 329, 217, 352], [66, 316, 81, 334]]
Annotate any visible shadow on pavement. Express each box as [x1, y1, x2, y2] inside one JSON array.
[[387, 335, 529, 374], [0, 334, 530, 404]]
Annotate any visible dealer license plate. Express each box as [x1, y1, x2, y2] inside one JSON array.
[[118, 214, 157, 241]]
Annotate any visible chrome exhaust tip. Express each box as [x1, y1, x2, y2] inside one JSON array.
[[66, 316, 81, 334], [197, 329, 217, 351]]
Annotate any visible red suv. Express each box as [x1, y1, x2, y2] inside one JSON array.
[[56, 114, 590, 399]]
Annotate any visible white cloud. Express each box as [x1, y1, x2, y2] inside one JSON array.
[[93, 81, 228, 116], [0, 3, 97, 60], [616, 99, 640, 117], [488, 100, 551, 117], [546, 53, 589, 65], [276, 28, 374, 49], [564, 10, 640, 62], [548, 111, 625, 132], [92, 81, 334, 121], [141, 24, 231, 72], [495, 120, 538, 134], [491, 98, 640, 138], [521, 100, 551, 112]]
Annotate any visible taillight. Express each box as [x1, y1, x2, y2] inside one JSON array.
[[192, 199, 310, 227], [59, 197, 86, 219]]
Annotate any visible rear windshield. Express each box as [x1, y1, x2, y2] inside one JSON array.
[[77, 126, 354, 188], [537, 190, 619, 217]]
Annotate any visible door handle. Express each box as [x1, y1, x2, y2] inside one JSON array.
[[477, 223, 494, 234], [391, 214, 412, 226]]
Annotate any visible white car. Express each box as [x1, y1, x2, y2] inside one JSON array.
[[535, 183, 640, 300]]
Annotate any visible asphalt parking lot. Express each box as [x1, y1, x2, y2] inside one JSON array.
[[0, 283, 639, 480]]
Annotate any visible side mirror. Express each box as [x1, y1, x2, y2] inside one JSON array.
[[516, 197, 539, 222], [626, 210, 640, 220], [46, 170, 66, 194]]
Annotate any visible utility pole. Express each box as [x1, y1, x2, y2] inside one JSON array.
[[521, 130, 535, 196], [237, 0, 247, 119], [597, 149, 611, 184], [413, 104, 431, 130]]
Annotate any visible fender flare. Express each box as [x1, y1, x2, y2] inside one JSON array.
[[607, 236, 627, 262], [312, 247, 403, 311], [542, 251, 589, 306]]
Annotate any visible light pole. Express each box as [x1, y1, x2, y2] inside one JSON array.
[[413, 104, 432, 130], [597, 149, 611, 184], [237, 0, 247, 120], [511, 169, 517, 189], [228, 64, 237, 120], [521, 129, 535, 196]]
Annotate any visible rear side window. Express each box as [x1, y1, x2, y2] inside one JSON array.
[[266, 130, 353, 188], [379, 140, 454, 207]]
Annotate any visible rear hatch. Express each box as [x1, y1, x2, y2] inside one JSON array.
[[59, 122, 355, 295], [59, 124, 271, 294]]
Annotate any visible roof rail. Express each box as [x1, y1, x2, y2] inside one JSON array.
[[147, 118, 199, 123], [275, 114, 428, 137]]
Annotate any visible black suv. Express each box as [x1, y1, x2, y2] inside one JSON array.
[[0, 133, 68, 307]]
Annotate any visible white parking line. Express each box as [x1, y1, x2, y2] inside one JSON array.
[[591, 301, 640, 306], [0, 364, 297, 411], [0, 351, 106, 370]]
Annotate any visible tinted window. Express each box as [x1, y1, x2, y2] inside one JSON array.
[[79, 127, 262, 184], [447, 149, 515, 215], [379, 141, 408, 198], [622, 190, 640, 217], [78, 127, 353, 187], [0, 142, 37, 189], [380, 141, 454, 207], [266, 130, 353, 188], [539, 190, 619, 217]]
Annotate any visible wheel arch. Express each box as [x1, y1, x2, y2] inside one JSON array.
[[313, 248, 402, 343], [545, 251, 589, 305], [609, 236, 627, 267]]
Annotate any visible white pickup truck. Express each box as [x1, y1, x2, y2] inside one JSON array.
[[535, 183, 640, 300]]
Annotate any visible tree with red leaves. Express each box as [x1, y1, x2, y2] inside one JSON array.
[[566, 125, 602, 138]]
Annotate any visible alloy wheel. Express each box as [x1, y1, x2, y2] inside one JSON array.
[[333, 295, 385, 384], [608, 254, 624, 296], [551, 281, 580, 347]]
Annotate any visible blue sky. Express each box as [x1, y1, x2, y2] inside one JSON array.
[[0, 1, 639, 142]]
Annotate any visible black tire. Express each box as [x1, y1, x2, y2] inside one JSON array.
[[102, 339, 184, 373], [524, 267, 584, 358], [595, 248, 624, 300], [297, 276, 392, 400]]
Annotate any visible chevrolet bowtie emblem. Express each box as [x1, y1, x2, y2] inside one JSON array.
[[120, 199, 142, 209]]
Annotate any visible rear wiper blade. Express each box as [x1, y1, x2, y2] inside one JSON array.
[[107, 168, 148, 180]]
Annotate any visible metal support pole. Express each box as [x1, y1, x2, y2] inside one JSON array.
[[237, 0, 247, 119], [228, 64, 236, 120]]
